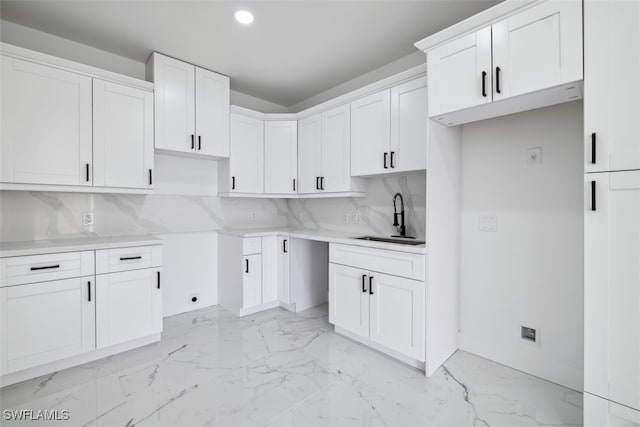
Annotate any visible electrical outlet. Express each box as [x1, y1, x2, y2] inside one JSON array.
[[189, 293, 200, 305], [478, 214, 497, 232], [527, 147, 542, 166], [250, 212, 257, 221], [82, 212, 94, 227], [520, 325, 540, 347], [342, 212, 350, 224], [352, 212, 360, 224]]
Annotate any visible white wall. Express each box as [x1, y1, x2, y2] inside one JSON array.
[[459, 101, 584, 390]]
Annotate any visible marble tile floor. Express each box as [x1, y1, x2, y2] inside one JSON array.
[[0, 305, 583, 426]]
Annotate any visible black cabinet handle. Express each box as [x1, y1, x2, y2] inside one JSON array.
[[384, 152, 389, 169], [369, 276, 374, 295], [495, 67, 501, 94], [87, 281, 91, 302], [191, 134, 195, 150], [316, 176, 320, 190], [591, 180, 596, 211], [85, 163, 90, 182], [320, 177, 325, 190], [157, 271, 161, 289], [362, 274, 367, 293], [293, 179, 296, 192], [283, 239, 288, 253], [30, 264, 60, 271], [591, 133, 596, 164], [390, 151, 395, 168], [120, 256, 142, 261], [245, 259, 249, 273], [232, 176, 236, 190], [482, 71, 487, 97], [149, 169, 153, 186], [198, 135, 202, 151]]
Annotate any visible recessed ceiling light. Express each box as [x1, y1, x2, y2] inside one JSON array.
[[235, 10, 254, 25]]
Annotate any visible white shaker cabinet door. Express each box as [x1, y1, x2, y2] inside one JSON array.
[[152, 53, 195, 154], [1, 57, 92, 186], [195, 67, 230, 158], [492, 0, 582, 101], [584, 0, 640, 173], [350, 89, 391, 177], [585, 171, 640, 411], [584, 393, 640, 427], [427, 27, 492, 118], [328, 263, 369, 339], [322, 105, 351, 192], [390, 77, 427, 173], [229, 114, 264, 194], [93, 80, 154, 189], [297, 114, 323, 194], [265, 121, 298, 194], [277, 236, 291, 305], [368, 272, 425, 361], [0, 277, 95, 375], [242, 254, 262, 309], [96, 268, 163, 349]]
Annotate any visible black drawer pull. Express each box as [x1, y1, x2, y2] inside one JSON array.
[[495, 67, 501, 94], [316, 176, 320, 190], [283, 239, 288, 253], [120, 256, 142, 261], [481, 71, 487, 97], [245, 259, 249, 273], [591, 133, 596, 164], [198, 135, 202, 151], [87, 281, 91, 302], [369, 276, 374, 295], [591, 181, 596, 211], [157, 271, 161, 289], [320, 177, 325, 190], [232, 176, 236, 190], [85, 163, 90, 182], [384, 152, 389, 169], [293, 179, 296, 192], [30, 264, 60, 271], [362, 274, 367, 293], [191, 134, 195, 150], [390, 151, 395, 168]]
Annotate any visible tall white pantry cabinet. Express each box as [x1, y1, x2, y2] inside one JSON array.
[[583, 0, 640, 425]]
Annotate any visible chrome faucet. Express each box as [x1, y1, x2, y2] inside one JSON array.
[[392, 193, 406, 237]]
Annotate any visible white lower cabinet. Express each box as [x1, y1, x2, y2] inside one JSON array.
[[277, 236, 291, 306], [96, 268, 163, 348], [242, 254, 262, 309], [584, 393, 640, 427], [0, 277, 95, 375], [329, 244, 425, 363]]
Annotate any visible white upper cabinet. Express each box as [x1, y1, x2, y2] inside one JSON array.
[[351, 77, 427, 176], [584, 0, 640, 173], [585, 171, 640, 412], [264, 121, 298, 194], [322, 105, 352, 192], [427, 28, 492, 118], [195, 67, 230, 157], [390, 77, 427, 173], [229, 113, 264, 194], [425, 0, 582, 125], [492, 0, 583, 101], [149, 52, 229, 158], [93, 80, 154, 189], [351, 90, 391, 176], [1, 57, 92, 186], [297, 114, 323, 194]]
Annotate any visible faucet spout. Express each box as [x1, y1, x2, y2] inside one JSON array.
[[392, 193, 406, 237]]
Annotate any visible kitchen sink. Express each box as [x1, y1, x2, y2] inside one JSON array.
[[354, 236, 425, 246]]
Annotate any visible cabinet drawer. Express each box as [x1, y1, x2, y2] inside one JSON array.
[[0, 251, 94, 287], [96, 245, 162, 274], [329, 244, 425, 281], [243, 237, 262, 255]]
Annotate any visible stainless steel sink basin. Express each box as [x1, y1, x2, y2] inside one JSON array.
[[354, 236, 425, 246]]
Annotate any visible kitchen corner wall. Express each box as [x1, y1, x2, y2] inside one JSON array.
[[287, 171, 426, 239]]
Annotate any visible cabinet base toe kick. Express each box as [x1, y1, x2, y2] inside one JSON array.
[[0, 333, 161, 388]]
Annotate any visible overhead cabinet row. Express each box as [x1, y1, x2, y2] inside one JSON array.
[[1, 55, 154, 191], [427, 0, 583, 125]]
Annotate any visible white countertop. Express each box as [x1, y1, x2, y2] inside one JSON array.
[[0, 235, 162, 258], [219, 228, 426, 254]]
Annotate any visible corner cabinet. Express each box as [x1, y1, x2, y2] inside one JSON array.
[[426, 0, 583, 126], [298, 105, 366, 195], [147, 52, 230, 158], [1, 44, 155, 193], [329, 244, 425, 364], [351, 77, 427, 176]]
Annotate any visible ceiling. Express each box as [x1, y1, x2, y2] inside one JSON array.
[[0, 0, 501, 108]]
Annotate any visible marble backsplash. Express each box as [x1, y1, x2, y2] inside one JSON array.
[[0, 158, 425, 243]]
